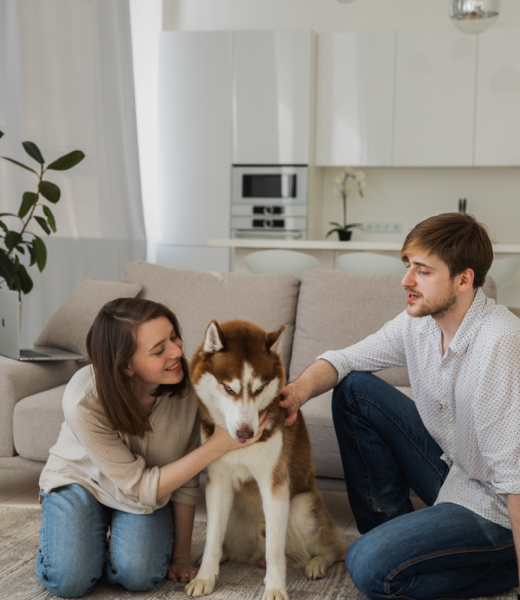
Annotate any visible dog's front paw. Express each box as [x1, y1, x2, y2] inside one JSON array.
[[262, 588, 289, 600], [185, 577, 216, 597], [305, 556, 328, 580]]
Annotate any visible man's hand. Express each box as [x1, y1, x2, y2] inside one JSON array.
[[280, 384, 304, 427], [279, 360, 339, 427]]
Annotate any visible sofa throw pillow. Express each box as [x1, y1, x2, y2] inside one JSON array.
[[34, 278, 142, 358]]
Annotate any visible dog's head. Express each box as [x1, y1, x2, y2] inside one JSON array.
[[190, 319, 285, 441]]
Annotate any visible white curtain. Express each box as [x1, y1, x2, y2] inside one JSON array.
[[0, 0, 146, 347]]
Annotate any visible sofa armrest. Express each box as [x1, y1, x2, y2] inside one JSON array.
[[0, 356, 83, 457]]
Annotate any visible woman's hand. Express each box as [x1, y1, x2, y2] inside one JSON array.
[[209, 411, 270, 456], [167, 558, 198, 583]]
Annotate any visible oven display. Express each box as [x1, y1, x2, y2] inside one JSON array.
[[242, 174, 297, 198], [252, 219, 285, 228]]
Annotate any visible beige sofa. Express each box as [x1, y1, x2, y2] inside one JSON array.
[[0, 261, 511, 491]]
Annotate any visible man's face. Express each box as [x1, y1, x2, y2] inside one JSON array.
[[401, 252, 458, 319]]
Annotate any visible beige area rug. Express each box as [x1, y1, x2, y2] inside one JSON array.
[[0, 505, 517, 600]]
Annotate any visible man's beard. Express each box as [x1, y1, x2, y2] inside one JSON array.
[[407, 287, 458, 319]]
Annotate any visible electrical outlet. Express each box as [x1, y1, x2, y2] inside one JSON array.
[[364, 222, 402, 234]]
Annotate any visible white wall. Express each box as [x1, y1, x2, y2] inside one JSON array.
[[322, 167, 520, 244], [130, 0, 163, 263], [163, 0, 520, 33]]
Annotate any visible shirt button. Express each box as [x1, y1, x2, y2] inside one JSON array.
[[440, 366, 445, 372], [441, 397, 447, 403], [447, 423, 452, 430]]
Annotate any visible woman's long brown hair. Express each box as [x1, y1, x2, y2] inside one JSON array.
[[86, 298, 190, 437]]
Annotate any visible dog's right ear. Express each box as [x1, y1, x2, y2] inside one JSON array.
[[203, 320, 224, 353]]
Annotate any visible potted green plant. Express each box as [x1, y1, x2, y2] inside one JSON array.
[[326, 167, 366, 241], [0, 131, 85, 295]]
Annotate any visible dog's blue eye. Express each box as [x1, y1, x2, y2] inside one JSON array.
[[256, 386, 264, 393], [224, 386, 234, 394]]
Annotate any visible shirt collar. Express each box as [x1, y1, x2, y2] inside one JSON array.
[[448, 288, 488, 355], [415, 288, 488, 354]]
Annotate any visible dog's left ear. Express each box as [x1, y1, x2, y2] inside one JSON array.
[[266, 324, 285, 356], [204, 320, 224, 353]]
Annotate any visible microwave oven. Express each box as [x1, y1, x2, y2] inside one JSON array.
[[231, 165, 308, 239]]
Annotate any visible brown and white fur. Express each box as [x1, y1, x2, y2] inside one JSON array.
[[185, 319, 343, 600]]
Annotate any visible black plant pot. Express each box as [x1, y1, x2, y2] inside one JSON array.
[[338, 230, 352, 241]]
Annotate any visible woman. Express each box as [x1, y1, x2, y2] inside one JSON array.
[[35, 298, 268, 598]]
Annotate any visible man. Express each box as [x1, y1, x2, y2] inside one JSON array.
[[281, 213, 520, 600]]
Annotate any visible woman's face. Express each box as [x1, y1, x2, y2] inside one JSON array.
[[124, 316, 184, 394]]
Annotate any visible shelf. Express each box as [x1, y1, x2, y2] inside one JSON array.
[[207, 239, 520, 254]]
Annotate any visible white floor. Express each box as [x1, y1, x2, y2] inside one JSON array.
[[0, 469, 427, 539]]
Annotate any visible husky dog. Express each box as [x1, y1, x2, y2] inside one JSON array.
[[186, 319, 343, 600]]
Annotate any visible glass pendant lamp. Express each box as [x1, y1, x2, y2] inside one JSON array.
[[449, 0, 500, 34]]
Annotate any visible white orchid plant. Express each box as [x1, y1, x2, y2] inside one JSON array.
[[326, 167, 366, 240]]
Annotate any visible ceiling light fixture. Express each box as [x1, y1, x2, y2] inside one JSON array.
[[449, 0, 500, 34]]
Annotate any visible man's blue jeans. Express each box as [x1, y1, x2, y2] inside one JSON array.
[[35, 484, 173, 598], [332, 372, 518, 600]]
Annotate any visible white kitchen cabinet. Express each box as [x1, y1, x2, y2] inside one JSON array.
[[315, 32, 395, 167], [232, 30, 314, 165], [158, 32, 231, 268], [475, 28, 520, 166], [393, 31, 477, 166]]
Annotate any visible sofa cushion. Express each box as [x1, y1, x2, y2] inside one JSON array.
[[13, 384, 67, 462], [122, 262, 301, 370], [34, 278, 142, 358], [289, 271, 497, 387]]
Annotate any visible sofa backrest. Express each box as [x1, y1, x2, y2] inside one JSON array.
[[289, 270, 497, 387], [122, 262, 301, 371]]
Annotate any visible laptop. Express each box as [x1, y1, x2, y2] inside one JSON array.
[[0, 289, 85, 361]]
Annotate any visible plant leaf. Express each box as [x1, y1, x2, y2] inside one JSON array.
[[27, 244, 36, 267], [0, 220, 8, 234], [47, 150, 85, 171], [0, 131, 4, 139], [325, 228, 340, 238], [42, 205, 57, 232], [18, 191, 38, 218], [32, 236, 47, 271], [329, 222, 344, 229], [22, 141, 45, 165], [14, 262, 33, 294], [345, 223, 363, 230], [1, 156, 39, 175], [0, 212, 17, 218], [5, 231, 22, 249], [15, 245, 25, 255], [39, 181, 61, 203], [35, 216, 51, 235], [0, 249, 16, 284]]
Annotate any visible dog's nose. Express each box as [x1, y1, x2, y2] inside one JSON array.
[[236, 427, 254, 440]]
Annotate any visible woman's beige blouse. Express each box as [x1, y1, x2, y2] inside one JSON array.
[[39, 365, 202, 514]]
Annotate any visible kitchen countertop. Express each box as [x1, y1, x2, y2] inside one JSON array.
[[207, 239, 520, 253]]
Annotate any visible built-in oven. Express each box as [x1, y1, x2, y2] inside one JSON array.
[[231, 165, 308, 240]]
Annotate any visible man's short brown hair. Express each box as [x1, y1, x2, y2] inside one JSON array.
[[401, 213, 493, 288]]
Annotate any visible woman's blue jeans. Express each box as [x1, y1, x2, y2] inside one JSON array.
[[35, 484, 174, 598], [332, 371, 518, 600]]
